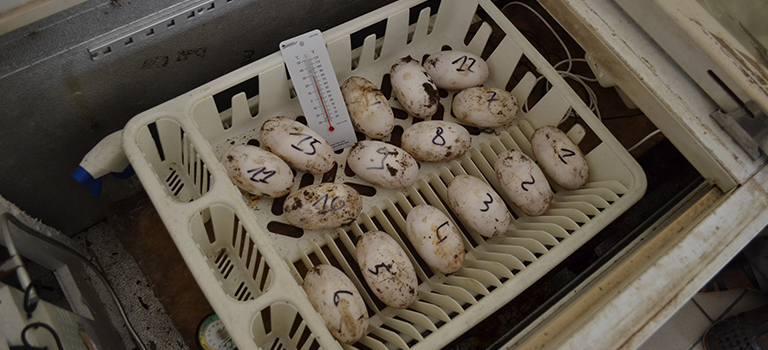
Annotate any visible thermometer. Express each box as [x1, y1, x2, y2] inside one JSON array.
[[280, 30, 357, 151]]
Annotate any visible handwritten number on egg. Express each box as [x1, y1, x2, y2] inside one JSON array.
[[432, 127, 446, 146], [312, 193, 346, 214], [486, 91, 500, 109], [452, 55, 476, 73], [290, 132, 321, 155], [435, 221, 450, 244], [247, 166, 276, 184], [480, 193, 493, 212], [368, 263, 393, 276], [558, 148, 576, 164], [333, 290, 354, 306], [521, 175, 536, 191], [366, 147, 390, 170]]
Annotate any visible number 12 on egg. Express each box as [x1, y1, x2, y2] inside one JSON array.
[[280, 29, 357, 151]]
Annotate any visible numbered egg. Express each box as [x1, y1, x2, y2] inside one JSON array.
[[423, 50, 489, 90], [283, 183, 362, 230], [356, 231, 418, 309], [531, 125, 589, 190], [341, 76, 395, 139], [347, 140, 419, 189], [452, 87, 519, 128], [260, 116, 335, 175], [447, 175, 511, 238], [405, 205, 465, 274], [220, 145, 294, 198], [494, 150, 552, 216], [390, 56, 440, 119], [303, 264, 369, 344], [401, 120, 471, 162]]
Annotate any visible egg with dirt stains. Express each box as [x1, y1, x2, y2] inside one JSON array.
[[447, 175, 511, 238], [405, 205, 465, 274], [260, 116, 335, 175], [494, 150, 552, 216], [220, 145, 294, 198], [356, 230, 418, 309], [390, 56, 440, 119], [341, 76, 395, 139], [347, 140, 419, 190], [531, 125, 589, 190], [423, 50, 489, 90], [302, 264, 369, 344], [452, 87, 518, 127], [401, 120, 471, 162], [283, 183, 362, 230]]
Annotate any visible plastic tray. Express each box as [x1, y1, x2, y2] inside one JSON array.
[[121, 0, 647, 349]]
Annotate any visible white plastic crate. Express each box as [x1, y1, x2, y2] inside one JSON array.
[[121, 0, 647, 349]]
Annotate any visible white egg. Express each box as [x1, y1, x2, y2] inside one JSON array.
[[283, 183, 362, 230], [447, 175, 511, 238], [494, 150, 552, 216], [260, 116, 335, 175], [347, 140, 419, 190], [341, 76, 395, 139], [356, 230, 418, 309], [390, 56, 440, 119], [405, 205, 465, 274], [530, 125, 589, 190], [452, 87, 519, 127], [423, 50, 489, 90], [220, 145, 294, 198], [401, 120, 471, 162], [302, 264, 369, 344]]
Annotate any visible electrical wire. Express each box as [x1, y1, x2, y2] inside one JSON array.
[[627, 129, 662, 152], [2, 212, 148, 350], [499, 1, 664, 153]]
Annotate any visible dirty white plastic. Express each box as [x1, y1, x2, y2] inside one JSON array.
[[121, 1, 647, 349]]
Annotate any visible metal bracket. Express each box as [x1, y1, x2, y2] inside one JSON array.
[[711, 100, 768, 160]]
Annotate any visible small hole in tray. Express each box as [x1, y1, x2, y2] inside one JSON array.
[[299, 173, 315, 188], [393, 108, 409, 120], [380, 74, 392, 100], [247, 139, 260, 147], [295, 115, 308, 125], [271, 195, 287, 216], [389, 125, 403, 148], [344, 159, 356, 177], [344, 182, 376, 197], [321, 163, 338, 183], [267, 221, 304, 238]]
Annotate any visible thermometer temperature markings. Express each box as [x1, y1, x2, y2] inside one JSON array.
[[304, 54, 334, 132], [280, 29, 356, 151]]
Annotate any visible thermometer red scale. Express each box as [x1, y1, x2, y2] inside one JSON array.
[[280, 30, 357, 151]]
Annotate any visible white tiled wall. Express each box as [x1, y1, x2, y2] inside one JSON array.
[[637, 289, 768, 350]]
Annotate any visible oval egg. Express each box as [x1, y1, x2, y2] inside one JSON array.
[[347, 140, 419, 189], [452, 87, 519, 127], [494, 150, 553, 216], [302, 264, 369, 344], [423, 50, 489, 90], [405, 205, 465, 274], [260, 116, 335, 175], [447, 175, 511, 237], [341, 76, 395, 139], [390, 56, 440, 119], [283, 183, 362, 230], [401, 120, 471, 162], [356, 230, 418, 309], [531, 125, 589, 190], [220, 145, 294, 198]]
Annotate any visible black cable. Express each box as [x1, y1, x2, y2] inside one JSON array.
[[22, 322, 63, 350], [2, 212, 148, 350], [23, 283, 38, 319]]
